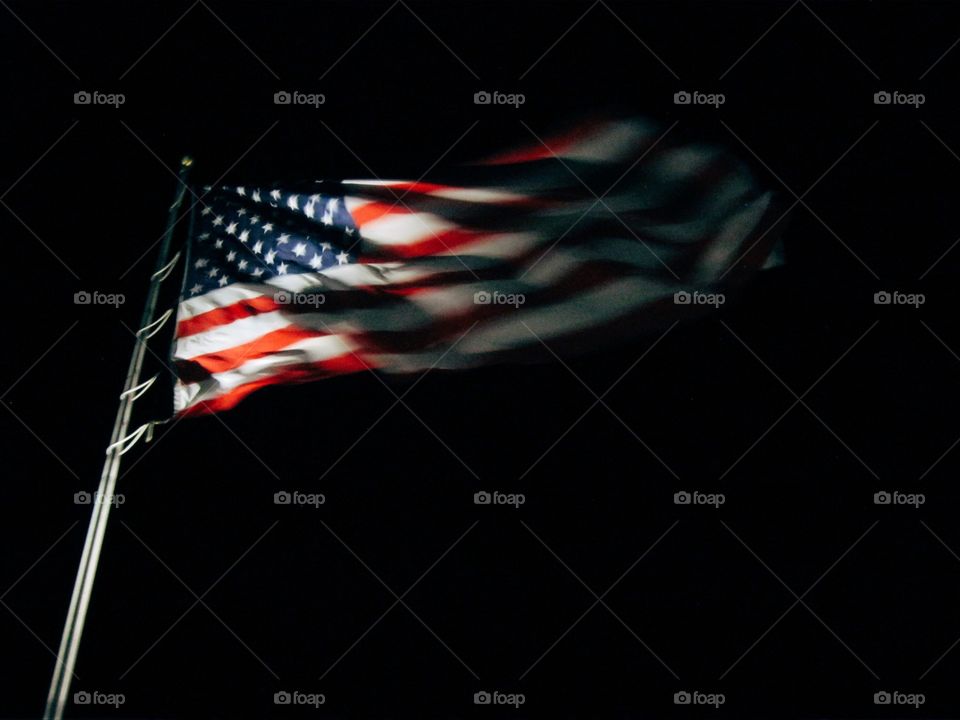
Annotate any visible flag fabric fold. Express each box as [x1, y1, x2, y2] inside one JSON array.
[[172, 118, 784, 416]]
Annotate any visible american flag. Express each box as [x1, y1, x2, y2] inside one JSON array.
[[172, 118, 783, 416]]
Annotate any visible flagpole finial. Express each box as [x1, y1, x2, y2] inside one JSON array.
[[180, 155, 194, 168]]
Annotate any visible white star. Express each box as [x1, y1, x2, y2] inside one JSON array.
[[304, 200, 316, 219], [239, 229, 250, 243], [346, 226, 356, 236], [277, 262, 289, 275], [226, 222, 238, 235], [226, 250, 237, 261], [213, 215, 224, 226], [336, 251, 349, 265], [237, 208, 247, 216], [277, 233, 290, 245], [201, 206, 212, 216], [189, 283, 203, 295], [308, 253, 323, 269], [321, 198, 337, 225], [252, 267, 264, 277], [265, 249, 277, 264], [252, 190, 261, 203], [309, 193, 321, 203], [292, 242, 307, 257], [270, 189, 281, 201], [198, 232, 210, 240], [218, 275, 229, 287], [207, 267, 219, 278], [236, 186, 246, 196], [194, 258, 209, 268], [262, 222, 273, 233], [287, 194, 299, 211], [320, 242, 332, 251], [252, 240, 263, 254], [214, 239, 224, 249], [250, 215, 260, 224], [238, 259, 248, 270]]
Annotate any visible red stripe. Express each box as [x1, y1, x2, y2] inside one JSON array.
[[176, 326, 328, 377], [350, 201, 412, 227], [361, 227, 490, 261], [351, 183, 555, 211], [379, 181, 446, 195], [479, 121, 602, 165], [180, 353, 372, 416], [178, 295, 279, 338]]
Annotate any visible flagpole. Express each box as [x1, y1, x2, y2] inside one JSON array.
[[44, 156, 194, 720]]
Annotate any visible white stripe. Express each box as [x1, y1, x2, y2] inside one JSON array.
[[343, 181, 530, 204], [175, 311, 291, 359], [357, 212, 455, 247], [564, 119, 656, 162], [434, 231, 541, 258], [175, 334, 358, 411]]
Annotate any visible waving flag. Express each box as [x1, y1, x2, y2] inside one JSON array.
[[172, 118, 784, 416]]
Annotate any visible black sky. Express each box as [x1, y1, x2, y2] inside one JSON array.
[[3, 1, 960, 718]]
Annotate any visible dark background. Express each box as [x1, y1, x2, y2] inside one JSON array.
[[2, 1, 960, 717]]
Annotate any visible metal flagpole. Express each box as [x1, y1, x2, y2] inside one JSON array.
[[44, 156, 194, 720]]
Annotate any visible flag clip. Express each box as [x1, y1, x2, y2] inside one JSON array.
[[105, 421, 159, 456], [136, 309, 173, 340], [151, 251, 182, 282], [119, 374, 159, 401]]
